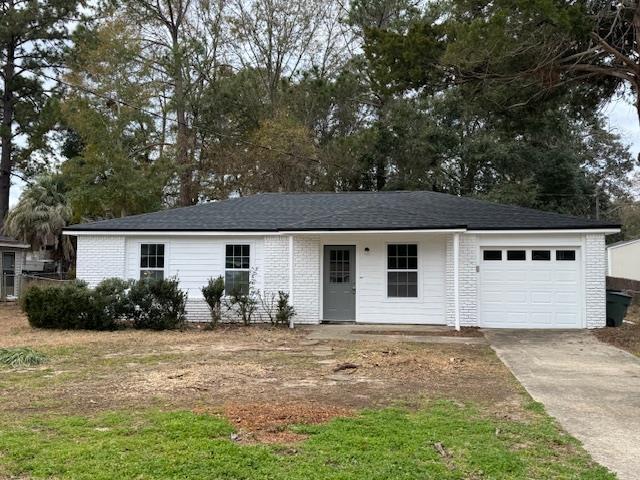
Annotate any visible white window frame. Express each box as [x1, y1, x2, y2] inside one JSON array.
[[140, 243, 165, 280], [225, 244, 251, 295], [386, 243, 419, 299]]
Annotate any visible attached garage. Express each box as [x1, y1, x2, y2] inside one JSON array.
[[479, 247, 583, 328]]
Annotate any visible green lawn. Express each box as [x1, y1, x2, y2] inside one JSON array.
[[0, 402, 614, 480]]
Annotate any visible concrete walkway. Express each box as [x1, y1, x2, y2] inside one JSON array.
[[306, 324, 487, 345], [485, 330, 640, 480]]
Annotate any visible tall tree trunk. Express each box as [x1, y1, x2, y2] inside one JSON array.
[[172, 30, 193, 206], [0, 36, 15, 228]]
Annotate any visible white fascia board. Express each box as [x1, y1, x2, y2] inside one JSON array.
[[279, 228, 467, 234], [467, 228, 620, 235], [64, 230, 276, 236], [65, 228, 468, 236]]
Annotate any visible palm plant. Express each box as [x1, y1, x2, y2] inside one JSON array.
[[3, 175, 74, 263]]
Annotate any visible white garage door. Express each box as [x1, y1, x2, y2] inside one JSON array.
[[479, 247, 582, 328]]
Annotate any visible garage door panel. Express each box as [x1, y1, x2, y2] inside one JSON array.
[[555, 292, 579, 305], [555, 270, 579, 282], [530, 312, 554, 325], [480, 247, 582, 329], [531, 292, 553, 304], [529, 270, 553, 282], [504, 290, 528, 303]]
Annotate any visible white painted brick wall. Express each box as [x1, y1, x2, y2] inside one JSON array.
[[293, 236, 321, 324], [76, 236, 126, 287], [585, 233, 606, 328], [263, 235, 289, 295], [445, 234, 479, 327]]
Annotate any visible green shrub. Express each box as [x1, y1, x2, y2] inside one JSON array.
[[21, 282, 116, 330], [94, 278, 134, 321], [0, 347, 47, 367], [21, 277, 188, 331], [202, 276, 225, 327], [128, 277, 187, 330], [275, 291, 295, 326]]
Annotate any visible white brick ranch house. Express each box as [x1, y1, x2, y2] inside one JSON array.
[[64, 191, 619, 329]]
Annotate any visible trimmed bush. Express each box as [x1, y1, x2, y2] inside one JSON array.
[[275, 291, 296, 326], [202, 276, 225, 327], [21, 282, 116, 330], [21, 277, 187, 331], [128, 277, 187, 330], [94, 278, 134, 321]]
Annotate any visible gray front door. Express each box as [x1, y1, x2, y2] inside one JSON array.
[[323, 245, 356, 320]]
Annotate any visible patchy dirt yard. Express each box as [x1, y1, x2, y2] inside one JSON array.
[[595, 302, 640, 356], [0, 304, 525, 441]]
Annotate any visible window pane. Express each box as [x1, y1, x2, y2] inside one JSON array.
[[556, 250, 576, 261], [141, 244, 164, 270], [532, 250, 551, 261], [387, 271, 418, 298], [226, 245, 233, 256], [242, 245, 249, 256], [483, 250, 502, 261], [507, 250, 526, 261], [140, 269, 163, 280], [225, 271, 250, 295], [387, 244, 418, 271]]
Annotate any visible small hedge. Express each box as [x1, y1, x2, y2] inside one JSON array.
[[21, 277, 187, 331]]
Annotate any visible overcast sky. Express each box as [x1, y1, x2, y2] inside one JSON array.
[[8, 100, 640, 208], [604, 100, 640, 159]]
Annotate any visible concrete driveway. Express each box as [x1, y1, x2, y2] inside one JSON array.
[[485, 330, 640, 480]]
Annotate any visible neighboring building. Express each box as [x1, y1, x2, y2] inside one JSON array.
[[0, 235, 30, 298], [64, 191, 619, 329], [607, 238, 640, 282]]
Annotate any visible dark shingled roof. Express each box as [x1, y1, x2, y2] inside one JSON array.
[[65, 191, 620, 232]]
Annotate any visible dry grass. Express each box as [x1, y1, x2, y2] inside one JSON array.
[[0, 304, 527, 440], [594, 302, 640, 356]]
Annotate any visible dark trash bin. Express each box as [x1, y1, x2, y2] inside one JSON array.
[[606, 290, 632, 327]]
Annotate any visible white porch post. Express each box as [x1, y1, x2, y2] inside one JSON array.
[[453, 232, 461, 331], [288, 234, 295, 329]]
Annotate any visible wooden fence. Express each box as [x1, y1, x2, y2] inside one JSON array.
[[606, 276, 640, 303], [1, 274, 74, 301]]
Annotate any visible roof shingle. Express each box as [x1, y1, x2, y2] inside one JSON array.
[[65, 191, 619, 232]]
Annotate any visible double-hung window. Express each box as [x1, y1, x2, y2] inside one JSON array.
[[140, 244, 165, 280], [225, 244, 250, 295], [387, 244, 418, 298]]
